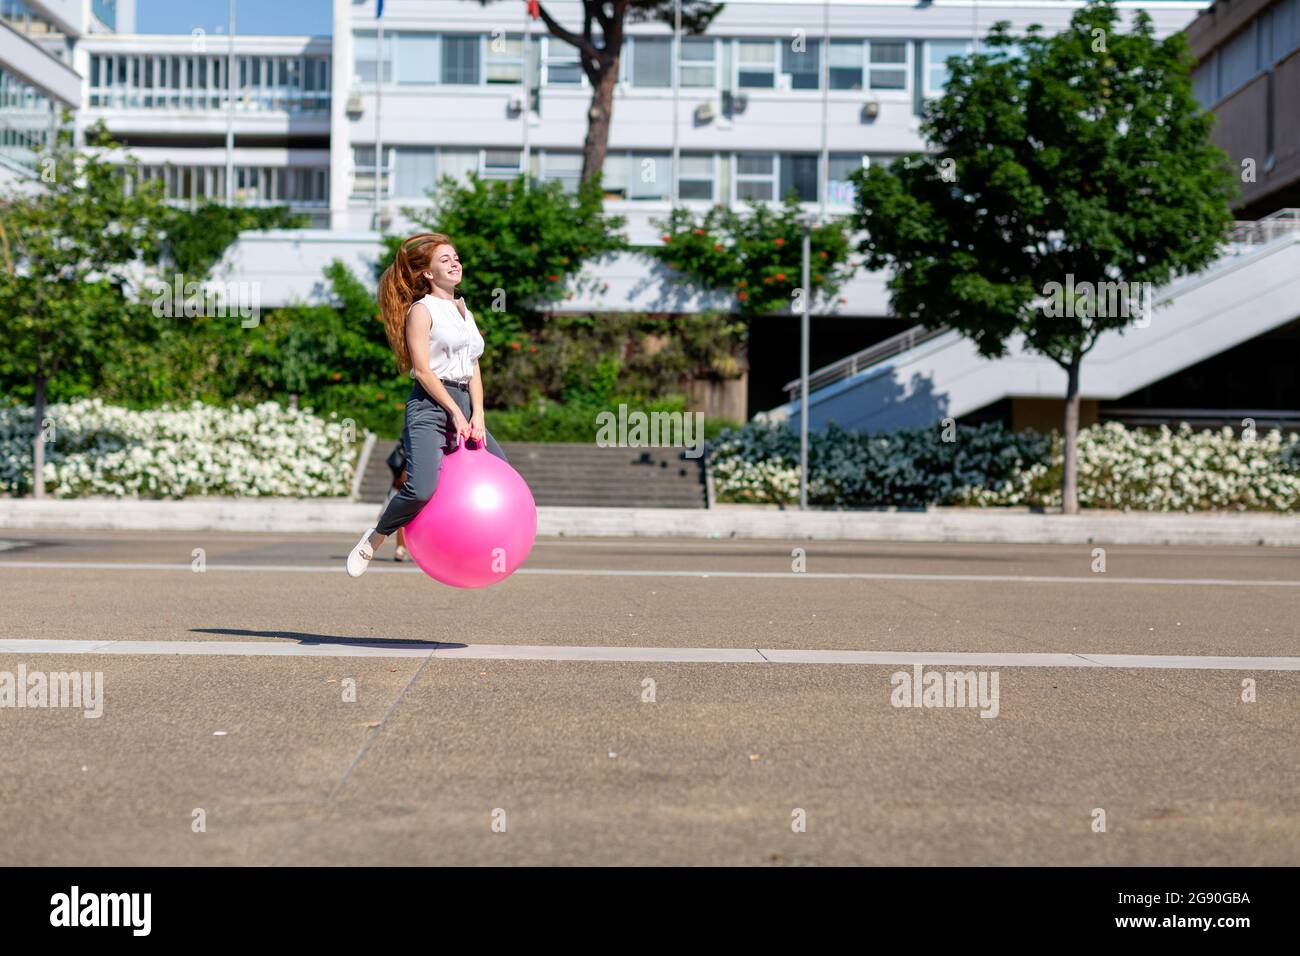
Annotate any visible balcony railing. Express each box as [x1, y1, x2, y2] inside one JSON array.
[[782, 323, 951, 401], [1225, 208, 1300, 246]]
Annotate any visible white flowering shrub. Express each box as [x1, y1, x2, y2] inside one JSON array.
[[1027, 423, 1300, 512], [711, 420, 1300, 512], [1, 399, 359, 498]]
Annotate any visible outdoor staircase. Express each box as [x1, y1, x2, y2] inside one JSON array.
[[357, 440, 707, 508]]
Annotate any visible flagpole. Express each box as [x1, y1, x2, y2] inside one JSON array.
[[374, 1, 384, 232], [225, 0, 235, 204], [670, 0, 680, 204], [522, 1, 531, 190]]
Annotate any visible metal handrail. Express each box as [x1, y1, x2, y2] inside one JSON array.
[[1225, 208, 1300, 246], [782, 323, 951, 399]]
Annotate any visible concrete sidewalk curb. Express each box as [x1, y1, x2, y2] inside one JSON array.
[[1, 499, 1298, 546]]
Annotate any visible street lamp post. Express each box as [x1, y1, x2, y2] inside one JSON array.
[[799, 216, 813, 511]]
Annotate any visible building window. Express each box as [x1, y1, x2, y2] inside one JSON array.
[[486, 34, 524, 83], [736, 153, 775, 201], [680, 38, 716, 87], [396, 33, 439, 85], [1218, 25, 1259, 98], [632, 36, 671, 88], [1192, 60, 1215, 108], [484, 148, 523, 179], [868, 40, 908, 91], [738, 40, 776, 89], [353, 145, 392, 197], [442, 35, 480, 84], [924, 40, 970, 96], [678, 153, 715, 200], [544, 37, 583, 85], [540, 150, 582, 192], [438, 148, 480, 184], [781, 39, 820, 90], [1269, 0, 1300, 64], [604, 151, 671, 199], [353, 32, 392, 84], [829, 39, 864, 90], [394, 147, 437, 197], [827, 153, 867, 206], [779, 153, 818, 202]]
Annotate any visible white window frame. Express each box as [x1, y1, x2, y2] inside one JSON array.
[[541, 35, 585, 87], [923, 39, 972, 98], [539, 149, 583, 191], [866, 39, 910, 93], [628, 35, 672, 89], [482, 147, 524, 179], [440, 33, 482, 86], [828, 38, 865, 91], [677, 152, 717, 201], [679, 37, 717, 88], [735, 39, 778, 90], [351, 144, 394, 198], [391, 32, 440, 86], [485, 31, 525, 84], [353, 30, 394, 87], [780, 38, 822, 91], [734, 152, 776, 202]]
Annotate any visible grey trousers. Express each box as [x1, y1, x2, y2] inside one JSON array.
[[374, 379, 509, 536]]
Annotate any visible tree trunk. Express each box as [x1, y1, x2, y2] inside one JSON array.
[[32, 374, 46, 500], [580, 61, 618, 185], [1061, 357, 1081, 515]]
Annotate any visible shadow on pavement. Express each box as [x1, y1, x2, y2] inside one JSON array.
[[189, 627, 466, 650]]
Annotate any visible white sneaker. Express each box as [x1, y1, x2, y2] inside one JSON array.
[[347, 528, 378, 577]]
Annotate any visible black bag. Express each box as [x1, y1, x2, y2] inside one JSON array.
[[385, 440, 407, 479]]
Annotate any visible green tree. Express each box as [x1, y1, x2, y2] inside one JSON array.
[[852, 1, 1235, 513], [158, 202, 306, 278], [0, 123, 170, 497], [649, 194, 855, 320], [394, 172, 626, 363], [468, 1, 723, 182]]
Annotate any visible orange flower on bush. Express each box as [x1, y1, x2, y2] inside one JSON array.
[[693, 228, 705, 235], [547, 274, 560, 281], [738, 291, 748, 301], [818, 250, 829, 259], [774, 237, 785, 247], [714, 244, 723, 252], [776, 272, 786, 281], [332, 372, 342, 382], [529, 346, 538, 353], [511, 342, 521, 350], [661, 234, 671, 243]]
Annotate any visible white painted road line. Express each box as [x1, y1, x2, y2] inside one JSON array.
[[0, 560, 1297, 588], [0, 639, 1297, 670]]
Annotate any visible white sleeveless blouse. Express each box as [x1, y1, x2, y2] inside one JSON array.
[[411, 294, 485, 384]]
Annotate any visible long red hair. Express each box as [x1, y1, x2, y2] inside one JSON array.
[[377, 232, 454, 375]]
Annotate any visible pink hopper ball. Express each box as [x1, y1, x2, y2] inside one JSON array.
[[403, 433, 538, 589]]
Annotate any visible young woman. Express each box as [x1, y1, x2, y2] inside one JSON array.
[[347, 232, 510, 578]]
